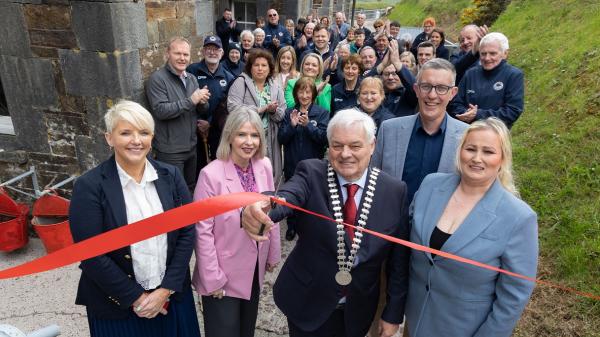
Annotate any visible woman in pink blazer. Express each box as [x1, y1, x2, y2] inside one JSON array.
[[192, 106, 281, 337]]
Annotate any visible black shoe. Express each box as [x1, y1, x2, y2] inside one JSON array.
[[285, 228, 296, 241]]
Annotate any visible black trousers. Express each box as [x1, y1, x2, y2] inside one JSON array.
[[201, 265, 260, 337], [154, 147, 197, 191], [288, 307, 346, 337]]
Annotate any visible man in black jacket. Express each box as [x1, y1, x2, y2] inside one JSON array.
[[146, 37, 209, 189], [215, 8, 241, 53]]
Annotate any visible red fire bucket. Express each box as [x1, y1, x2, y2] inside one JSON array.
[[0, 188, 30, 252], [32, 193, 73, 254]]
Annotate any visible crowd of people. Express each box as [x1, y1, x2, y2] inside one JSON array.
[[68, 7, 537, 337]]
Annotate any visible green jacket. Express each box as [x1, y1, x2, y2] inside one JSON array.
[[285, 78, 332, 112]]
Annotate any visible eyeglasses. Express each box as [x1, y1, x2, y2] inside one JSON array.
[[204, 46, 220, 54], [268, 13, 278, 17], [417, 83, 453, 95]]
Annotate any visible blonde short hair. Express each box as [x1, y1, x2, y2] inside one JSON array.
[[455, 117, 519, 196], [216, 106, 266, 160], [104, 100, 155, 134], [300, 53, 324, 79], [359, 76, 385, 97]]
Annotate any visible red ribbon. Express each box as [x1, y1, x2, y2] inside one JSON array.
[[271, 198, 600, 301], [0, 192, 267, 280], [0, 192, 598, 301]]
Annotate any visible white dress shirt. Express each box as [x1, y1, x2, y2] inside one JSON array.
[[117, 160, 167, 290]]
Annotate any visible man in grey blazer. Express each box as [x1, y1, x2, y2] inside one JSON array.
[[371, 58, 468, 201]]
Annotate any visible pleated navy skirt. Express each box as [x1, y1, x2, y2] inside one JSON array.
[[87, 287, 201, 337]]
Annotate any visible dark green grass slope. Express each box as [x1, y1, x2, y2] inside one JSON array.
[[392, 0, 599, 334], [495, 0, 600, 309]]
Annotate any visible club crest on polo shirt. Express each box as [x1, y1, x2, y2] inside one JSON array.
[[310, 120, 318, 126], [493, 82, 504, 91], [219, 79, 227, 87], [279, 32, 283, 37]]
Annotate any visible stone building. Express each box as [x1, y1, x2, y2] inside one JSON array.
[[0, 0, 210, 193], [0, 0, 352, 193], [214, 0, 352, 30]]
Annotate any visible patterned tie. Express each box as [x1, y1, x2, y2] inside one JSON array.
[[343, 183, 359, 242]]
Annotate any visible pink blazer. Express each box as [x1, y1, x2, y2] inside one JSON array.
[[192, 157, 281, 300]]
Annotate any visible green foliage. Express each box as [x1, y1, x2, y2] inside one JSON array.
[[461, 0, 512, 26], [495, 0, 600, 320]]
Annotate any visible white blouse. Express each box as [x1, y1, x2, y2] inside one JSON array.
[[117, 160, 167, 290]]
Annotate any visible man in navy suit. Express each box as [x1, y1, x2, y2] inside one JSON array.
[[242, 109, 410, 337]]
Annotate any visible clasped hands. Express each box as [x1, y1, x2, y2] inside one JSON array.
[[132, 288, 171, 319], [191, 86, 211, 105]]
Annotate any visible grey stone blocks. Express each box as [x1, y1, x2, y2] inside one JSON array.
[[72, 1, 148, 51]]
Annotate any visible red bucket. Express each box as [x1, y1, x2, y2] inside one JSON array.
[[32, 193, 73, 254], [0, 188, 30, 252]]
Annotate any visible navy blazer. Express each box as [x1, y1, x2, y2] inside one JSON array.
[[69, 156, 195, 319], [269, 159, 410, 336], [406, 173, 538, 337]]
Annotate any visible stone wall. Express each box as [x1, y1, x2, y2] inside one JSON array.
[[0, 0, 202, 196]]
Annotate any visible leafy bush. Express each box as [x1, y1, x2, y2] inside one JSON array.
[[461, 0, 512, 26]]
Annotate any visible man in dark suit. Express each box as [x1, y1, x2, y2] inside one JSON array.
[[242, 109, 410, 337]]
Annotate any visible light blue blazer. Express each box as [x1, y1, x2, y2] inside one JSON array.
[[371, 113, 468, 179], [406, 173, 538, 337]]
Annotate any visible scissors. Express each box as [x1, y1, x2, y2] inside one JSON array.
[[258, 176, 283, 236]]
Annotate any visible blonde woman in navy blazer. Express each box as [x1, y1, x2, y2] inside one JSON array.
[[69, 101, 200, 337], [406, 117, 538, 337]]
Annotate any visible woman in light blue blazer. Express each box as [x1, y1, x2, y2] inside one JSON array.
[[406, 117, 538, 337]]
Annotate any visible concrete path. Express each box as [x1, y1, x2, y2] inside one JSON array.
[[0, 233, 291, 336], [1, 226, 401, 337]]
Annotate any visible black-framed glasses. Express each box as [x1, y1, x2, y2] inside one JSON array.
[[268, 13, 278, 17], [417, 83, 453, 95], [382, 71, 399, 78]]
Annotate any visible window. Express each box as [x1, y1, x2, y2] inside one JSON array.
[[0, 78, 15, 135], [233, 0, 257, 31]]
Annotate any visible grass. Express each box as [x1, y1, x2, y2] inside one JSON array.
[[494, 2, 600, 334], [390, 0, 600, 335], [355, 1, 395, 11]]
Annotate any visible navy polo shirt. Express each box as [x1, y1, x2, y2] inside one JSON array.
[[186, 61, 235, 121], [402, 114, 447, 201]]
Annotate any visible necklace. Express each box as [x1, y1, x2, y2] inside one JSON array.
[[327, 163, 380, 286]]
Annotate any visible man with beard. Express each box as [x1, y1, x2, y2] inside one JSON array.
[[186, 35, 235, 170], [242, 109, 410, 337], [215, 8, 241, 53]]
